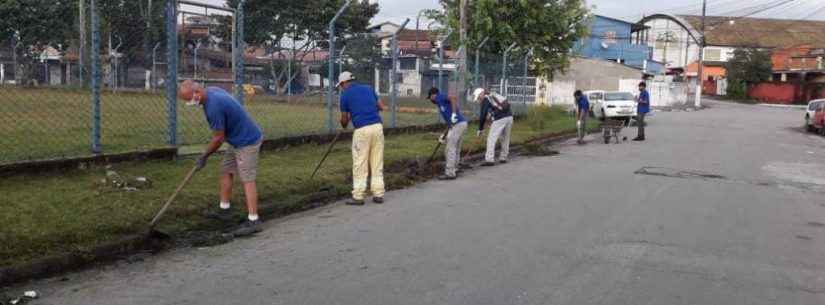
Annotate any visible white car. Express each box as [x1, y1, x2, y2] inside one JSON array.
[[583, 90, 604, 115], [593, 91, 638, 122], [805, 99, 825, 132]]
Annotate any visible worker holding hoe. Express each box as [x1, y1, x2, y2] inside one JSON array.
[[338, 71, 387, 206], [574, 90, 590, 144], [473, 88, 513, 166], [428, 87, 468, 180], [178, 80, 264, 237]]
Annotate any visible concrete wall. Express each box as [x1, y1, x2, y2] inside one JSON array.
[[554, 57, 643, 91], [619, 78, 688, 107]]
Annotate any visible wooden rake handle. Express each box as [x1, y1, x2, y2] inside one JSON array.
[[149, 164, 200, 229]]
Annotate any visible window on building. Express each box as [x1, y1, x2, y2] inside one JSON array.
[[704, 48, 722, 61], [399, 58, 417, 71]]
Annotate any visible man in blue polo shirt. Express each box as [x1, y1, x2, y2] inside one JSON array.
[[574, 90, 589, 145], [338, 72, 387, 205], [634, 81, 650, 141], [428, 87, 467, 180], [178, 80, 263, 237]]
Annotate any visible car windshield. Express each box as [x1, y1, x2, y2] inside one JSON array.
[[605, 92, 635, 101], [588, 93, 603, 100], [810, 101, 823, 111]]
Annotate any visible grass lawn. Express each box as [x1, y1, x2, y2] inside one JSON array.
[[0, 87, 441, 164], [0, 106, 586, 268]]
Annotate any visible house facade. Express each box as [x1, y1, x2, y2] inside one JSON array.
[[574, 15, 664, 75]]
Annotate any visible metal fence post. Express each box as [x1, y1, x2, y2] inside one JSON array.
[[390, 18, 410, 128], [326, 0, 352, 133], [502, 42, 517, 95], [474, 36, 489, 88], [90, 0, 102, 154], [233, 0, 246, 103], [166, 0, 178, 146], [437, 29, 453, 93]]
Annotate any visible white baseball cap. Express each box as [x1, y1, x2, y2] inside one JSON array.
[[472, 88, 486, 103], [336, 71, 355, 88]]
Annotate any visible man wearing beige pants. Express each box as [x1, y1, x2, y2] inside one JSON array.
[[338, 72, 387, 205]]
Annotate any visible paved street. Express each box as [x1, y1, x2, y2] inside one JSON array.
[[22, 100, 825, 304]]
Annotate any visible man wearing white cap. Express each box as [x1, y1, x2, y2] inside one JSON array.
[[337, 71, 387, 205], [473, 88, 513, 166]]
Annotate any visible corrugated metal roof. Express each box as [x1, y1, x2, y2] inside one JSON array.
[[678, 15, 825, 48]]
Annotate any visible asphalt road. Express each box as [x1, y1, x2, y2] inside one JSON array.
[[17, 100, 825, 304]]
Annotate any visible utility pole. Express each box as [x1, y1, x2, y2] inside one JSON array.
[[457, 0, 467, 103], [695, 0, 706, 108], [79, 0, 86, 87]]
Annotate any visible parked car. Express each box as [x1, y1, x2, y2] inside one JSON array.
[[583, 90, 605, 116], [593, 91, 638, 123], [805, 99, 825, 132], [812, 102, 825, 135]]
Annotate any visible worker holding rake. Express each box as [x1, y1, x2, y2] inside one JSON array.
[[338, 72, 388, 206], [473, 88, 513, 166], [428, 87, 468, 180], [178, 80, 264, 237]]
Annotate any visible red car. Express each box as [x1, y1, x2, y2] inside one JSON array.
[[813, 102, 825, 135]]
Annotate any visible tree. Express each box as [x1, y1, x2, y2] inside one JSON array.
[[0, 0, 76, 85], [723, 48, 772, 99], [426, 0, 590, 79], [224, 0, 379, 94], [724, 48, 772, 85], [98, 0, 166, 89]]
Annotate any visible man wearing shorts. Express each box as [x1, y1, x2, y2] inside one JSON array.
[[178, 80, 264, 237]]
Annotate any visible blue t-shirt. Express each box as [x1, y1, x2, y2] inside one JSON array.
[[638, 90, 650, 114], [340, 83, 382, 129], [203, 87, 262, 148], [435, 93, 466, 126], [576, 95, 590, 114]]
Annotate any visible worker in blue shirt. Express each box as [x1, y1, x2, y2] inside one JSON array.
[[178, 80, 264, 237], [634, 82, 650, 141], [338, 72, 387, 205], [574, 90, 589, 144], [428, 87, 467, 180]]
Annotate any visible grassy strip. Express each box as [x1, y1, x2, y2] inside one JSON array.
[[0, 106, 587, 268], [0, 87, 438, 164]]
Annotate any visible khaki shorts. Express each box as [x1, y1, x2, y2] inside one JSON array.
[[221, 141, 262, 182]]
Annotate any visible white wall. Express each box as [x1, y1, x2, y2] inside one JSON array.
[[619, 78, 688, 107], [536, 79, 576, 106]]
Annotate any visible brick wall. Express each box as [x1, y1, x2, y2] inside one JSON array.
[[748, 82, 800, 104]]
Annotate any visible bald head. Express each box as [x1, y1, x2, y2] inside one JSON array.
[[178, 80, 205, 104]]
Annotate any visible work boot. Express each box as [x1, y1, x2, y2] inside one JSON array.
[[481, 161, 495, 167], [437, 174, 457, 180], [499, 159, 508, 164], [204, 208, 233, 221], [346, 198, 365, 206], [373, 197, 384, 204], [231, 219, 262, 237], [632, 137, 645, 141], [459, 163, 473, 170]]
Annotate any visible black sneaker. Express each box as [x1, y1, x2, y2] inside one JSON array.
[[346, 199, 365, 206], [481, 162, 495, 167], [632, 137, 645, 141], [437, 174, 457, 180], [205, 208, 233, 221], [459, 163, 473, 170], [373, 197, 384, 204], [499, 159, 508, 164], [231, 219, 262, 237]]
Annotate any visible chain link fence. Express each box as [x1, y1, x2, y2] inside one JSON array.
[[0, 0, 544, 165]]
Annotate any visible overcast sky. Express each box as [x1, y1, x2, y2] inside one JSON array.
[[200, 0, 825, 25]]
